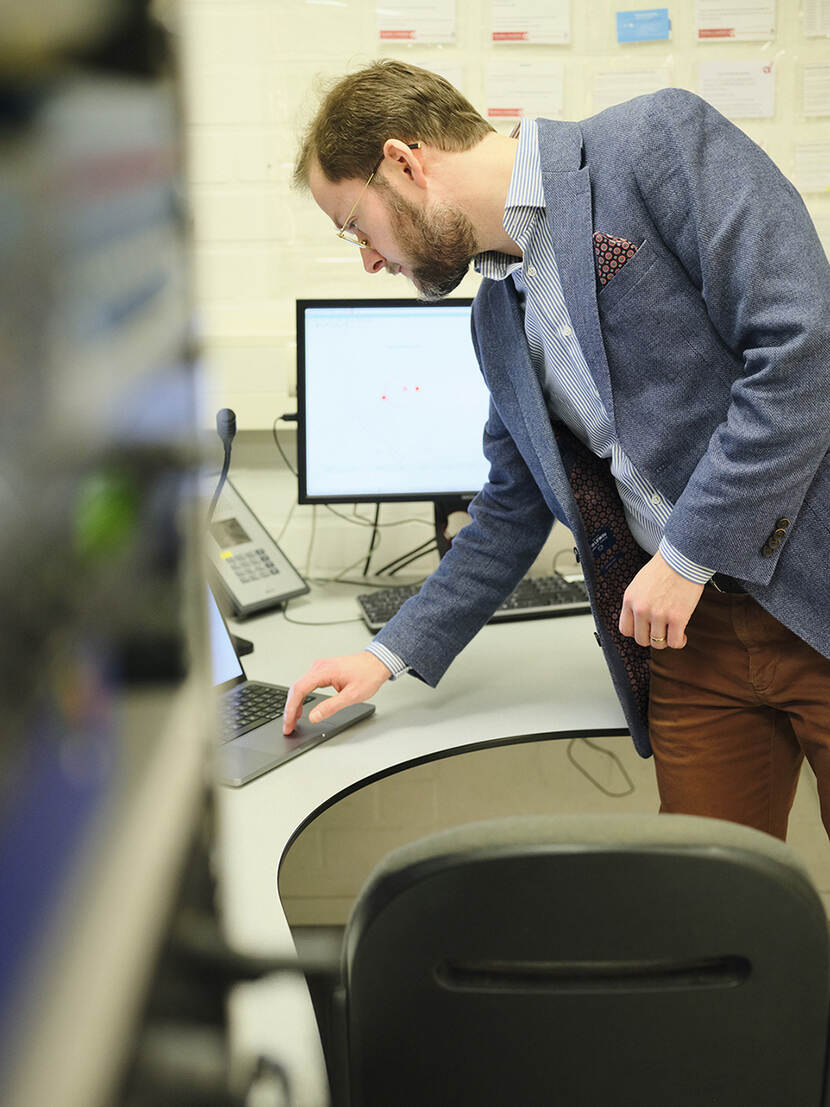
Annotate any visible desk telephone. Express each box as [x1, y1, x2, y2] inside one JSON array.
[[207, 477, 308, 618]]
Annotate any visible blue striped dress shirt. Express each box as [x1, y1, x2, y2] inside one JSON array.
[[367, 118, 712, 679]]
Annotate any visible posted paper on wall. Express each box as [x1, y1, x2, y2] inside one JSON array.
[[377, 0, 455, 43], [804, 0, 830, 37], [698, 60, 775, 118], [795, 143, 830, 192], [491, 0, 570, 43], [487, 61, 565, 119], [616, 9, 671, 44], [592, 67, 673, 113], [804, 63, 830, 115], [695, 0, 775, 40]]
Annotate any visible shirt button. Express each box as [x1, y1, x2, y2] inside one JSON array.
[[650, 493, 662, 506], [561, 325, 573, 338], [526, 265, 536, 277]]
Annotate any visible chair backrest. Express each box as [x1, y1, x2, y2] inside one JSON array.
[[341, 813, 830, 1107]]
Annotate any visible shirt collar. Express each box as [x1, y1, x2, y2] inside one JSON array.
[[475, 118, 545, 281]]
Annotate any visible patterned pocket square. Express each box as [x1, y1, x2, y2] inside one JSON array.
[[593, 232, 640, 287]]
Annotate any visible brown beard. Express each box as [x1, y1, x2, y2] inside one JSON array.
[[373, 178, 478, 301]]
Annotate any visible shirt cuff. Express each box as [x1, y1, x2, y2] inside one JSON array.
[[658, 537, 714, 585], [365, 642, 409, 680]]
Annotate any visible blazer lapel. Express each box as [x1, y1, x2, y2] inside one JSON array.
[[475, 279, 576, 520], [536, 120, 615, 430]]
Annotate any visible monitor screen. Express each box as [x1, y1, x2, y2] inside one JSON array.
[[296, 299, 492, 503]]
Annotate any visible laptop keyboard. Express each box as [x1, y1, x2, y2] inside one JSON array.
[[218, 682, 311, 743]]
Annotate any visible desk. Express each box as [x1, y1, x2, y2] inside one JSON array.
[[217, 578, 627, 954]]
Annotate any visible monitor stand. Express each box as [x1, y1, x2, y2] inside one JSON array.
[[371, 495, 476, 577], [433, 495, 475, 558]]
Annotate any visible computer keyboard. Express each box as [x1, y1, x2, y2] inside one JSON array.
[[357, 573, 591, 632]]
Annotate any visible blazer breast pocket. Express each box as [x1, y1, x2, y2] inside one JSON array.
[[594, 235, 656, 312]]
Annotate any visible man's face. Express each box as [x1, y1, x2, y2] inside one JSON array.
[[309, 161, 478, 301]]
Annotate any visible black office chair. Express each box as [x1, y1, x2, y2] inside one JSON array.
[[330, 813, 830, 1107]]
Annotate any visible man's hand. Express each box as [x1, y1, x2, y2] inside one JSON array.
[[282, 651, 392, 734], [619, 552, 705, 650]]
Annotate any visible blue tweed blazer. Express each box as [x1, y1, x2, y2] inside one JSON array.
[[375, 89, 830, 754]]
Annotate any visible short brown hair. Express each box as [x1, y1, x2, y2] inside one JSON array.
[[294, 59, 494, 187]]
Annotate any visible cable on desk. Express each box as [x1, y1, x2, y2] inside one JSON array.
[[321, 502, 433, 530], [273, 414, 438, 585], [276, 498, 297, 545], [280, 599, 363, 628], [308, 575, 428, 590], [553, 546, 581, 575], [566, 737, 636, 798]]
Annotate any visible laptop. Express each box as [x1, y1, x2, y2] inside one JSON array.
[[208, 586, 375, 787]]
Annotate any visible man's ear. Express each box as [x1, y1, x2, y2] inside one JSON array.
[[382, 138, 427, 189]]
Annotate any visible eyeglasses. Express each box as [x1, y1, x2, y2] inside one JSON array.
[[336, 142, 421, 249]]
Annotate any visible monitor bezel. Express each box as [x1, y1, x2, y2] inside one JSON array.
[[296, 297, 482, 505]]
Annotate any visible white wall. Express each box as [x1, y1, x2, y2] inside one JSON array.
[[176, 0, 830, 430]]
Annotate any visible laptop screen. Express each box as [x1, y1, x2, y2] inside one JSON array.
[[207, 586, 244, 686]]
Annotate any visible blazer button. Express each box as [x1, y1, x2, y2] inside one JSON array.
[[775, 517, 790, 529]]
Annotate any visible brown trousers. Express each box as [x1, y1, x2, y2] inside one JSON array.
[[648, 587, 830, 841]]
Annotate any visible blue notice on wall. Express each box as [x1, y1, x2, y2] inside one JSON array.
[[617, 8, 671, 43]]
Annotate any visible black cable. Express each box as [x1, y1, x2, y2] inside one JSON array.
[[378, 539, 440, 576], [308, 575, 428, 590], [272, 415, 298, 477], [272, 413, 433, 584], [566, 737, 636, 798], [363, 502, 381, 576]]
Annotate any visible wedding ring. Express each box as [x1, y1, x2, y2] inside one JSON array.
[[650, 634, 666, 643]]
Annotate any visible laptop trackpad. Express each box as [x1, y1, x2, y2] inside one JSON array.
[[234, 719, 303, 754], [217, 743, 281, 787]]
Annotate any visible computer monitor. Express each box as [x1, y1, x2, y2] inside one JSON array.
[[296, 298, 491, 504]]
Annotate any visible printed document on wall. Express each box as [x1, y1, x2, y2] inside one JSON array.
[[491, 0, 570, 43], [695, 0, 775, 40], [795, 144, 830, 192], [377, 0, 455, 43], [487, 61, 565, 119], [698, 60, 775, 118], [592, 67, 673, 114], [804, 64, 830, 115], [804, 0, 830, 36]]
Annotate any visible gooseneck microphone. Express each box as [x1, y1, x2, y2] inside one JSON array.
[[207, 407, 237, 523]]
